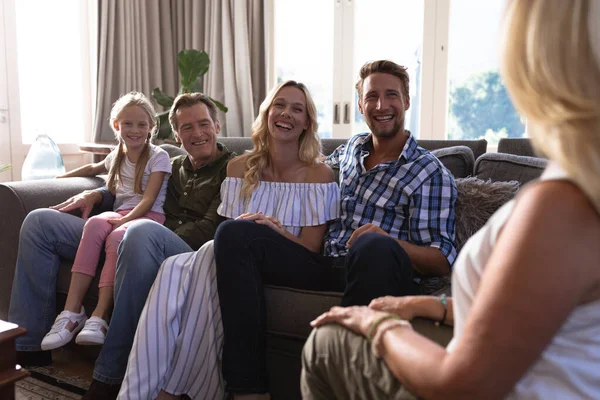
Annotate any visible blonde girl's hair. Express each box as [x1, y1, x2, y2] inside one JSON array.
[[501, 0, 600, 212], [106, 92, 158, 194], [242, 80, 322, 198]]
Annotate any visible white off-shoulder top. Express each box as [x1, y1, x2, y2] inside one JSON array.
[[217, 177, 340, 237]]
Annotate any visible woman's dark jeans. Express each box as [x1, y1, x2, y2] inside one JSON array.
[[214, 220, 417, 394]]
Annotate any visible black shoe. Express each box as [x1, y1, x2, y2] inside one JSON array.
[[82, 379, 121, 400], [16, 350, 52, 367]]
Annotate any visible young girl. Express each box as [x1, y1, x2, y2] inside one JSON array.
[[41, 92, 172, 350]]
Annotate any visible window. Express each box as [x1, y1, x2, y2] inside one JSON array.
[[273, 0, 425, 138], [446, 0, 525, 146], [271, 0, 525, 143], [14, 0, 95, 144], [352, 0, 424, 136], [273, 0, 335, 137]]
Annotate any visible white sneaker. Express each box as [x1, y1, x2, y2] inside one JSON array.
[[75, 316, 108, 346], [41, 307, 87, 351]]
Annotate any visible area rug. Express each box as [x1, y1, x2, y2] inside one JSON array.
[[15, 365, 90, 400]]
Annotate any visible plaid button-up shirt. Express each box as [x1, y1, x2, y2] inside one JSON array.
[[324, 132, 458, 266]]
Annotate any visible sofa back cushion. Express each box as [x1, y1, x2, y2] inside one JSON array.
[[475, 153, 547, 185], [431, 146, 474, 179], [419, 139, 487, 160], [217, 137, 486, 159]]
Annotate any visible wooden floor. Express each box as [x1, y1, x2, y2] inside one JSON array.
[[50, 344, 97, 383]]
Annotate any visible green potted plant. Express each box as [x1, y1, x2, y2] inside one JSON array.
[[152, 49, 228, 143]]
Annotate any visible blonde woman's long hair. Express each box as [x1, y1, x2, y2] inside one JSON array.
[[106, 92, 158, 194], [242, 80, 321, 198], [501, 0, 600, 212]]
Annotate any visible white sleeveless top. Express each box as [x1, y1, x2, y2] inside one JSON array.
[[217, 177, 340, 237], [448, 163, 600, 399]]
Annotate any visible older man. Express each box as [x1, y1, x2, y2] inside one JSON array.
[[9, 93, 235, 399]]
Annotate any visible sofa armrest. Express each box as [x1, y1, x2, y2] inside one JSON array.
[[0, 177, 105, 319]]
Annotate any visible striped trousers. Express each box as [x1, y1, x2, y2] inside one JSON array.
[[118, 240, 225, 400]]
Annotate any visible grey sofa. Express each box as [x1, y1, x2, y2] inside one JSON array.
[[0, 137, 547, 399]]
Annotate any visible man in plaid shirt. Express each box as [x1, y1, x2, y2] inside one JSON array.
[[324, 60, 457, 305]]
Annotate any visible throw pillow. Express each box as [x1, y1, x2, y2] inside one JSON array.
[[454, 177, 520, 251], [420, 177, 519, 296]]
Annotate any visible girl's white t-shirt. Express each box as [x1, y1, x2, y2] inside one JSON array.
[[104, 144, 172, 214]]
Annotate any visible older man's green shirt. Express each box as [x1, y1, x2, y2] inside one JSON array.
[[163, 143, 235, 250]]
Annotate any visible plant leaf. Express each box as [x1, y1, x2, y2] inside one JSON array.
[[209, 96, 228, 113], [179, 50, 210, 92], [152, 88, 175, 108], [0, 164, 11, 173], [152, 111, 175, 142]]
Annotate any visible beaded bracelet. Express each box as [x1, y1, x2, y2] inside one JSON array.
[[435, 294, 448, 327]]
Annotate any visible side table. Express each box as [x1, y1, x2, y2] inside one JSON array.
[[78, 142, 116, 163], [0, 320, 30, 400]]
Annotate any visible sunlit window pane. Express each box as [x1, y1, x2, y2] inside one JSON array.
[[274, 0, 334, 138], [353, 0, 424, 137], [15, 0, 87, 144], [446, 0, 525, 145]]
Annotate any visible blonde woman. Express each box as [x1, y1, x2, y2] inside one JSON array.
[[119, 81, 339, 400], [302, 1, 600, 399]]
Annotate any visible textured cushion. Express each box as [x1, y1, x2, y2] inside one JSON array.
[[431, 146, 475, 178], [454, 177, 520, 251], [475, 153, 547, 185]]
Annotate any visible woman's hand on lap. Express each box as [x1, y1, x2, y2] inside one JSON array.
[[310, 306, 390, 338]]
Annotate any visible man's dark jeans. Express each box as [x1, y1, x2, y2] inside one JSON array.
[[214, 220, 418, 394]]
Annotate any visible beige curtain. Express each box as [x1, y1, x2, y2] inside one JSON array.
[[94, 0, 266, 142]]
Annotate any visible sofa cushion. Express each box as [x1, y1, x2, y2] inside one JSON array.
[[475, 153, 547, 185], [160, 143, 186, 158], [431, 146, 475, 179], [265, 286, 342, 339], [419, 139, 487, 160], [454, 177, 520, 251]]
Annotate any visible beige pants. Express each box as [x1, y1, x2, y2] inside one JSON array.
[[301, 318, 453, 400]]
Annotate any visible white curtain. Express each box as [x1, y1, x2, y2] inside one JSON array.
[[94, 0, 266, 142]]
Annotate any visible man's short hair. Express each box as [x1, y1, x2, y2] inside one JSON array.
[[169, 93, 219, 132], [355, 60, 410, 100]]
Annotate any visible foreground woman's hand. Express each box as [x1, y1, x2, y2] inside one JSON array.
[[369, 296, 417, 320], [310, 306, 391, 337]]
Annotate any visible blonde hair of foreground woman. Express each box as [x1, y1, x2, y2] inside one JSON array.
[[501, 0, 600, 211]]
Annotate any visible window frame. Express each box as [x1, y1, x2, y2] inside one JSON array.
[[267, 0, 452, 140]]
